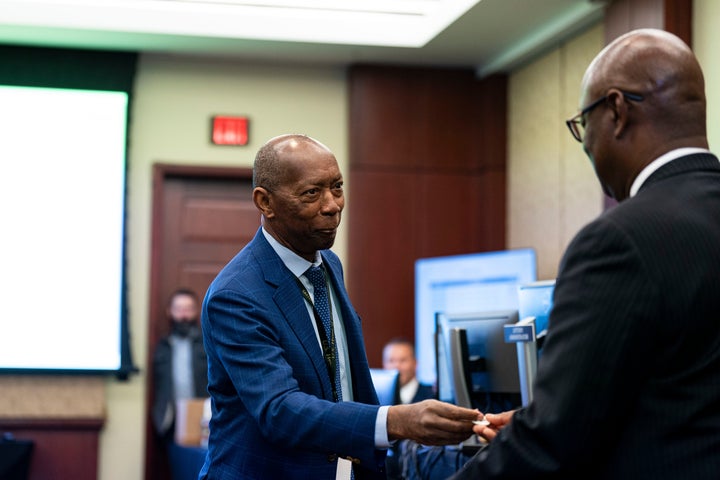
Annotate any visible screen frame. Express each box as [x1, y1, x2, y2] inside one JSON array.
[[0, 45, 138, 379], [435, 309, 522, 410], [415, 248, 537, 386]]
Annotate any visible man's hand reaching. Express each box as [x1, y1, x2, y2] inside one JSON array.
[[387, 399, 481, 445]]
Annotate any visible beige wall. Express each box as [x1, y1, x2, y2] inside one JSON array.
[[508, 2, 720, 281], [102, 56, 349, 479], [507, 24, 605, 280]]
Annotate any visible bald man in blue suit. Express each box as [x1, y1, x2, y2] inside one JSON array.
[[199, 134, 479, 480]]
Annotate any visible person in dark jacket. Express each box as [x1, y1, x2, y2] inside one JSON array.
[[382, 338, 434, 405], [452, 28, 720, 480], [383, 338, 437, 479], [152, 288, 208, 440]]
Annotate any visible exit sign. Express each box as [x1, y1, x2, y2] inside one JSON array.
[[211, 115, 249, 146]]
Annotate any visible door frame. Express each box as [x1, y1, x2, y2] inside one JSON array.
[[144, 163, 253, 480]]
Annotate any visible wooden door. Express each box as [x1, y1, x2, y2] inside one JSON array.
[[144, 164, 256, 480]]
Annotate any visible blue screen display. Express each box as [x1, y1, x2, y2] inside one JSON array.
[[415, 248, 537, 385]]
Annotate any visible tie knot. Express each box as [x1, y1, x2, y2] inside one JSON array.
[[305, 265, 325, 289]]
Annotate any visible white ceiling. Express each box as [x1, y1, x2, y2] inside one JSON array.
[[0, 0, 606, 77]]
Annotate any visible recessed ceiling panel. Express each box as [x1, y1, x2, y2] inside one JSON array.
[[0, 0, 481, 47]]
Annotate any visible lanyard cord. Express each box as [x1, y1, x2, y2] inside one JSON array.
[[295, 268, 339, 402]]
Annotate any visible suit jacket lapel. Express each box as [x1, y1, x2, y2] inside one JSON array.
[[251, 231, 335, 399], [641, 153, 720, 192], [321, 253, 378, 403]]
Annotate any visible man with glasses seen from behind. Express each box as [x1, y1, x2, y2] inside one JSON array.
[[451, 28, 720, 480]]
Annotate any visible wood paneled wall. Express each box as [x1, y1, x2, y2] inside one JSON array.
[[605, 0, 692, 46], [345, 0, 693, 366], [347, 65, 508, 366]]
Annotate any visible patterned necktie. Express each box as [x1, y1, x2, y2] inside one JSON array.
[[305, 265, 343, 402], [306, 266, 355, 479]]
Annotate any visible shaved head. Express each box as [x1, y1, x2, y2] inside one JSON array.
[[253, 134, 332, 191], [577, 29, 708, 200], [583, 28, 705, 138]]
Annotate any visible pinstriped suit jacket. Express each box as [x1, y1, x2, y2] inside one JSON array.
[[452, 153, 720, 479], [199, 228, 386, 480]]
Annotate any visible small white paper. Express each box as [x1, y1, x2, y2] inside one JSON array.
[[336, 458, 352, 480]]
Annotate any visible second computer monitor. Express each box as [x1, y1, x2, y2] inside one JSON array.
[[435, 309, 522, 413]]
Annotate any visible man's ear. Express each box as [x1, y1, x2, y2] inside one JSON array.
[[608, 89, 629, 139], [253, 187, 274, 218]]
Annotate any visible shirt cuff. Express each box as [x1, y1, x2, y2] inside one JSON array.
[[374, 405, 392, 448]]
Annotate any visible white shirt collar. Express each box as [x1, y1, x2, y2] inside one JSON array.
[[399, 377, 420, 405], [629, 147, 711, 197], [261, 226, 322, 277], [261, 228, 355, 402]]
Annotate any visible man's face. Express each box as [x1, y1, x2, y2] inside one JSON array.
[[265, 142, 345, 261], [383, 343, 418, 387], [577, 87, 615, 198], [168, 294, 199, 324]]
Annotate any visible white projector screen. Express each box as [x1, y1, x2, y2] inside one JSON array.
[[0, 84, 130, 373]]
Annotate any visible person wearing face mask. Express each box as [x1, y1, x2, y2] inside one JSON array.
[[152, 288, 209, 440]]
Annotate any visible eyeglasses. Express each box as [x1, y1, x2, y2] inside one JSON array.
[[565, 91, 644, 142]]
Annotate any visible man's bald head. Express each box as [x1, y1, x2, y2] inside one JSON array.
[[583, 28, 705, 140], [577, 29, 708, 200], [253, 134, 332, 191]]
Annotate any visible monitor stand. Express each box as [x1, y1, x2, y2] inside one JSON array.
[[460, 435, 487, 455]]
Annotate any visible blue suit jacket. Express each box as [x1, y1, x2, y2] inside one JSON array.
[[199, 229, 386, 479]]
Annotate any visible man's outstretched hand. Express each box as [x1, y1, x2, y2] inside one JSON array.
[[387, 399, 480, 445]]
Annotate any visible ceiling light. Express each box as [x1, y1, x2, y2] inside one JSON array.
[[0, 0, 482, 47]]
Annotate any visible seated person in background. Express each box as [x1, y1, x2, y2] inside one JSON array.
[[152, 288, 208, 441], [383, 338, 435, 405], [384, 338, 453, 480]]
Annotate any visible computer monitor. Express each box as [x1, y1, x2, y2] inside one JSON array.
[[415, 249, 537, 386], [369, 368, 400, 406], [435, 310, 522, 413], [518, 279, 556, 337]]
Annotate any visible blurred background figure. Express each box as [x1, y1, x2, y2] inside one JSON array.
[[383, 338, 439, 480], [382, 338, 434, 405], [151, 288, 208, 440]]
